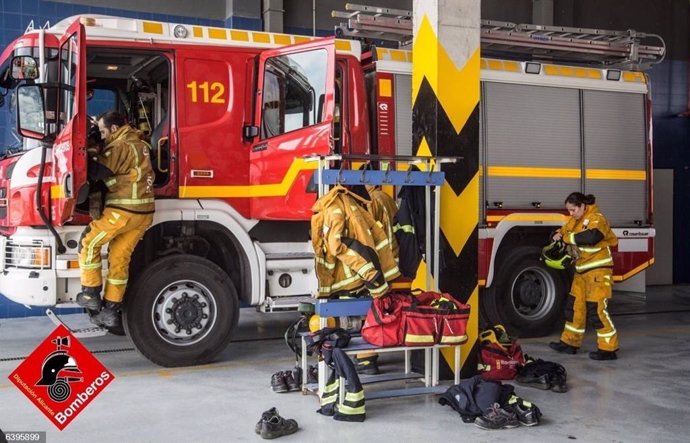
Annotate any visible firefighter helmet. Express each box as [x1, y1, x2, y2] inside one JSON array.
[[542, 241, 573, 270]]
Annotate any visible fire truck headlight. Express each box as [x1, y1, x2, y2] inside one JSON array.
[[9, 245, 51, 268]]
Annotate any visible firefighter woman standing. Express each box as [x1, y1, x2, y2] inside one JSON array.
[[549, 192, 619, 360], [76, 111, 155, 329]]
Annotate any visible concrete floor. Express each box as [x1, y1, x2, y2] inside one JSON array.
[[1, 285, 690, 442]]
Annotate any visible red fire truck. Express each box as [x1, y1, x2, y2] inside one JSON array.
[[0, 14, 662, 366]]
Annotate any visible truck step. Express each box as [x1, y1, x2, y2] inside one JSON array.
[[259, 296, 314, 313], [46, 308, 108, 338]]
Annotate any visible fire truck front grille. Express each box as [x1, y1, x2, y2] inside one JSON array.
[[4, 240, 52, 269]]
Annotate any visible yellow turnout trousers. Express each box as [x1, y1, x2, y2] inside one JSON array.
[[79, 207, 153, 303], [560, 268, 619, 352]]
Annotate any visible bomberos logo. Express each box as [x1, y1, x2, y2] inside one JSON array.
[[8, 325, 115, 430]]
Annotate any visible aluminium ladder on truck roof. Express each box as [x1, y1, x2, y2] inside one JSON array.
[[333, 3, 666, 71]]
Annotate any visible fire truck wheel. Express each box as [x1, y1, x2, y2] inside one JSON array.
[[123, 254, 239, 367], [483, 245, 569, 337]]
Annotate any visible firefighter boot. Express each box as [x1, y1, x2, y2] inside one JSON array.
[[355, 354, 380, 375], [76, 285, 103, 311], [90, 301, 122, 329]]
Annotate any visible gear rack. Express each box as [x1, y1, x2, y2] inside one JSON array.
[[333, 3, 666, 71]]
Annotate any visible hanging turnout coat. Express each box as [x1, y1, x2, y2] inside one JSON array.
[[311, 185, 400, 298]]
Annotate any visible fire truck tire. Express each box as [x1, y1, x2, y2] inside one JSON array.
[[123, 254, 239, 367], [483, 245, 569, 337]]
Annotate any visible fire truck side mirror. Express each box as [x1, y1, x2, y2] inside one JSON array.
[[15, 84, 47, 140], [10, 56, 39, 81], [243, 125, 259, 140]]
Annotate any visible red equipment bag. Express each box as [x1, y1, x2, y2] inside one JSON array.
[[402, 291, 471, 347], [478, 325, 526, 380], [361, 292, 411, 347]]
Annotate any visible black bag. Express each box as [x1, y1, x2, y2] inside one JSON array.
[[438, 375, 515, 422]]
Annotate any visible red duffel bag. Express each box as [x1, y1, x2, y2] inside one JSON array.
[[361, 292, 412, 347], [402, 291, 471, 347]]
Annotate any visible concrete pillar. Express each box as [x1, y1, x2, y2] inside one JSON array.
[[263, 0, 284, 34], [412, 0, 480, 377], [532, 0, 554, 25], [224, 0, 262, 30]]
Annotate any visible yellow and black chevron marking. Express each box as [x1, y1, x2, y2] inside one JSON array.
[[412, 13, 480, 378]]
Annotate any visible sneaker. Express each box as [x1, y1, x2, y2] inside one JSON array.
[[507, 396, 542, 426], [355, 356, 380, 375], [474, 403, 519, 430], [284, 369, 300, 392], [589, 349, 617, 360], [271, 371, 288, 393], [255, 407, 278, 434], [549, 341, 578, 355], [260, 414, 298, 439]]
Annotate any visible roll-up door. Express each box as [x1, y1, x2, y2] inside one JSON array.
[[484, 82, 581, 210], [583, 90, 647, 226], [394, 74, 413, 156]]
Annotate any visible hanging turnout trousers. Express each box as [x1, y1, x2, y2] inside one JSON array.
[[317, 346, 366, 422], [558, 204, 619, 352]]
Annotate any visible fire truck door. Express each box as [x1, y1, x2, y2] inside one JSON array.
[[52, 19, 87, 225], [249, 38, 335, 220]]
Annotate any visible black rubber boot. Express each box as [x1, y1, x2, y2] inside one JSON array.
[[549, 341, 578, 355], [355, 355, 380, 375], [76, 285, 103, 311], [90, 301, 122, 329]]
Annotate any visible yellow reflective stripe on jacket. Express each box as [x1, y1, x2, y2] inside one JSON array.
[[575, 256, 613, 272], [357, 262, 375, 276], [368, 282, 389, 296], [375, 238, 389, 251], [383, 266, 400, 279], [104, 177, 117, 188], [106, 197, 155, 205], [394, 223, 414, 234], [315, 256, 336, 269], [579, 246, 602, 253]]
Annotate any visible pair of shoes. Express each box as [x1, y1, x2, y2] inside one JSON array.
[[271, 370, 300, 393], [354, 356, 380, 375], [474, 403, 519, 430], [516, 360, 568, 393], [306, 365, 318, 384], [506, 395, 542, 426], [589, 349, 617, 360], [549, 341, 578, 355], [254, 408, 298, 439]]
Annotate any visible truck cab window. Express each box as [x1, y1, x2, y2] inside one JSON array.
[[260, 49, 327, 139]]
